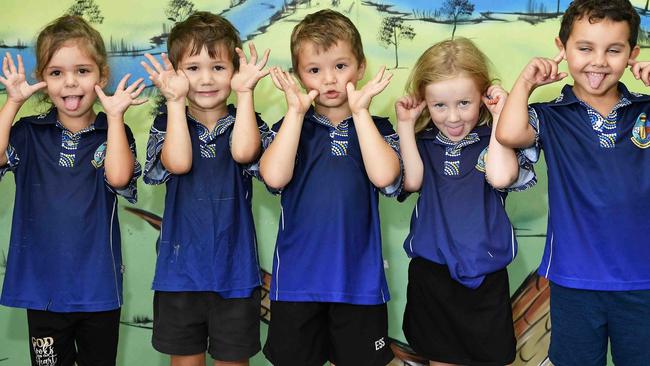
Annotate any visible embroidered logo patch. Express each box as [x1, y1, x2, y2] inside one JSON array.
[[91, 142, 107, 168], [631, 113, 650, 149], [475, 147, 488, 172]]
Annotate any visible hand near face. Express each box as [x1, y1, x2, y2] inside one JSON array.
[[395, 95, 426, 126], [0, 53, 47, 104], [231, 42, 271, 93], [482, 84, 508, 118], [346, 66, 392, 114], [269, 67, 318, 114], [95, 74, 147, 119], [628, 59, 650, 87], [520, 50, 568, 89], [141, 53, 189, 102]]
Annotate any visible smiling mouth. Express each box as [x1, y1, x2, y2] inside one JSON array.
[[63, 95, 83, 111], [446, 125, 464, 137], [197, 90, 218, 96]]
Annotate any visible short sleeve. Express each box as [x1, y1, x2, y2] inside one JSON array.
[[525, 106, 542, 163], [0, 119, 29, 180], [374, 117, 403, 197], [477, 145, 538, 192], [108, 124, 141, 203], [143, 114, 171, 185]]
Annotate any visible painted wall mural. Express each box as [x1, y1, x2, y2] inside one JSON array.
[[1, 0, 649, 365]]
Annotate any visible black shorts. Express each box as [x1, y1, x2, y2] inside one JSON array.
[[402, 257, 516, 366], [263, 301, 394, 366], [27, 308, 121, 366], [152, 289, 261, 361]]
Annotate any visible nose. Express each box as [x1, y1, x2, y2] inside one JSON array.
[[448, 107, 460, 123], [592, 52, 607, 67], [199, 69, 214, 84], [64, 73, 78, 87], [323, 69, 336, 85]]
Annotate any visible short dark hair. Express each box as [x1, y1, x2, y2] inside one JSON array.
[[559, 0, 640, 48], [167, 11, 242, 69]]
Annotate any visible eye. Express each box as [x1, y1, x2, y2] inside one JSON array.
[[186, 66, 198, 71], [308, 67, 319, 74], [213, 65, 225, 71], [459, 100, 471, 107], [608, 48, 621, 54], [578, 47, 591, 52], [78, 68, 90, 74], [49, 70, 61, 77], [433, 103, 445, 108], [335, 63, 346, 70]]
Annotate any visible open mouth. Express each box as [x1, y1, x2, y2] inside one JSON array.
[[324, 90, 340, 99], [63, 95, 83, 111], [586, 72, 607, 89], [446, 124, 464, 137]]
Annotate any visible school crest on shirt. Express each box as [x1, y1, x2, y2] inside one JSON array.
[[631, 113, 650, 149], [91, 142, 107, 168]]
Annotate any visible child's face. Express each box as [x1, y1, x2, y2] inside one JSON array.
[[425, 75, 483, 142], [178, 44, 235, 114], [43, 41, 105, 125], [557, 17, 639, 102], [296, 40, 365, 114]]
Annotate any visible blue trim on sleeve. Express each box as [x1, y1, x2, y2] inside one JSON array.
[[143, 126, 171, 185]]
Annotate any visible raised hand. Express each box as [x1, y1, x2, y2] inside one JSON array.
[[628, 59, 650, 87], [269, 67, 318, 114], [0, 53, 47, 104], [231, 43, 270, 93], [482, 84, 508, 118], [95, 74, 147, 118], [141, 53, 188, 102], [347, 66, 392, 114], [395, 95, 426, 126], [519, 50, 567, 89]]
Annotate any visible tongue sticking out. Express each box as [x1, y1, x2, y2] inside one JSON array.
[[64, 96, 81, 111], [447, 125, 464, 137], [587, 73, 605, 89]]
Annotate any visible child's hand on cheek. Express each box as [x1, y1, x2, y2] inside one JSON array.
[[347, 66, 392, 114], [628, 59, 650, 87], [95, 74, 147, 119], [269, 67, 318, 115], [482, 85, 508, 118], [395, 95, 426, 126], [0, 53, 47, 104], [520, 50, 568, 89], [141, 53, 189, 103]]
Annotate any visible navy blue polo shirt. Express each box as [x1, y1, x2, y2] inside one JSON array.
[[143, 105, 270, 298], [400, 125, 536, 289], [0, 109, 141, 312], [265, 107, 401, 305], [529, 83, 650, 291]]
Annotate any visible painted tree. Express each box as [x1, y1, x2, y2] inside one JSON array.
[[557, 0, 561, 14], [440, 0, 475, 39], [67, 0, 104, 24], [165, 0, 195, 22], [646, 0, 649, 13], [377, 17, 416, 69]]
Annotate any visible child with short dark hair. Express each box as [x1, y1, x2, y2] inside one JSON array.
[[140, 11, 270, 366], [260, 9, 399, 366], [497, 0, 650, 364], [0, 14, 144, 366]]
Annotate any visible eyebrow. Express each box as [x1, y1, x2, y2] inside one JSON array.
[[574, 40, 627, 47], [46, 64, 95, 69]]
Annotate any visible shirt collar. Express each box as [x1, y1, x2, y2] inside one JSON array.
[[306, 107, 351, 129], [549, 82, 650, 107], [29, 108, 107, 130], [187, 104, 236, 136]]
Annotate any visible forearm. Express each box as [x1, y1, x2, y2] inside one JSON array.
[[259, 109, 303, 189], [0, 100, 23, 166], [160, 101, 192, 174], [396, 123, 423, 192], [231, 91, 262, 164], [496, 79, 537, 148], [352, 109, 400, 188], [104, 117, 135, 189], [485, 115, 519, 189]]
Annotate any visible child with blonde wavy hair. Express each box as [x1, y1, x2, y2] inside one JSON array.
[[396, 37, 536, 366]]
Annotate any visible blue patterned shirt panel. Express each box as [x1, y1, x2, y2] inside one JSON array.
[[579, 97, 630, 148], [0, 144, 19, 179], [435, 131, 481, 176], [107, 141, 141, 204], [56, 122, 96, 168]]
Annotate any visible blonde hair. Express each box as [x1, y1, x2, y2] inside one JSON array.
[[406, 37, 495, 133], [35, 15, 108, 82], [290, 9, 365, 72]]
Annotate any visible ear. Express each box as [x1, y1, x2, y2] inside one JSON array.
[[630, 45, 641, 61], [98, 68, 109, 88], [554, 37, 566, 57], [356, 59, 366, 82]]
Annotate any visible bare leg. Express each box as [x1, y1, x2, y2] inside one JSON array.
[[171, 353, 206, 366], [214, 360, 249, 366]]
